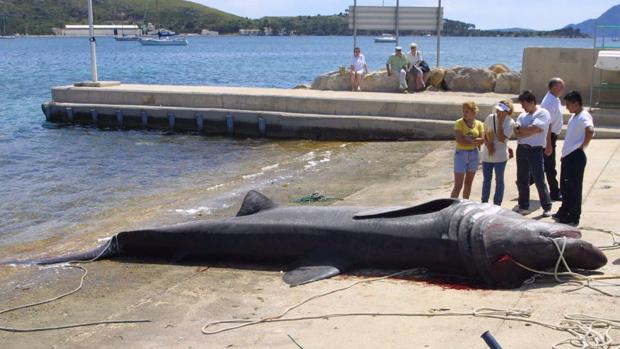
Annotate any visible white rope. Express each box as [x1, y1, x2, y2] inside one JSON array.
[[580, 226, 620, 251], [0, 235, 150, 332], [511, 237, 620, 297], [202, 268, 428, 334]]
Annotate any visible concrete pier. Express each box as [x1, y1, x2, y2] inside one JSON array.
[[43, 84, 620, 140]]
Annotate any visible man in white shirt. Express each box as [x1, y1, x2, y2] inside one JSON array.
[[513, 90, 552, 216], [553, 91, 594, 226], [540, 77, 565, 201], [406, 42, 425, 92]]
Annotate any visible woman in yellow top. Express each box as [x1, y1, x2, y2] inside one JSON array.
[[450, 101, 485, 199]]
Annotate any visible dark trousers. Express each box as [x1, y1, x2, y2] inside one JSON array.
[[516, 145, 552, 211], [558, 149, 587, 222], [544, 132, 561, 198]]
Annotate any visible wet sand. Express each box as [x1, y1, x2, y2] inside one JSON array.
[[1, 140, 619, 348]]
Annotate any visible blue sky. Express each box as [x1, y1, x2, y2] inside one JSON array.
[[195, 0, 619, 30]]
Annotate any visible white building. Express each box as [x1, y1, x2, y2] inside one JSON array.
[[201, 29, 219, 36], [239, 28, 260, 36], [52, 24, 141, 36]]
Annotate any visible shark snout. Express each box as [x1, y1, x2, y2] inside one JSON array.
[[561, 239, 608, 270]]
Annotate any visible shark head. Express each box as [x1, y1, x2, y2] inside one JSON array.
[[453, 203, 607, 288]]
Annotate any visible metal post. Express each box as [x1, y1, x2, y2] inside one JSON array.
[[436, 0, 442, 67], [353, 0, 357, 50], [87, 0, 98, 82], [395, 0, 400, 47], [589, 21, 598, 110]]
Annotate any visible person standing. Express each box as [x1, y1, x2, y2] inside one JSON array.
[[540, 77, 565, 201], [406, 43, 426, 92], [553, 91, 594, 226], [350, 47, 368, 92], [481, 100, 515, 206], [386, 46, 409, 93], [450, 101, 484, 199], [513, 90, 552, 216]]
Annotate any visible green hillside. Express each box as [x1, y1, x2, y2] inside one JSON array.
[[0, 0, 251, 35]]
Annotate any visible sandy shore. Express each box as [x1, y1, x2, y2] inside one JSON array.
[[1, 139, 619, 348]]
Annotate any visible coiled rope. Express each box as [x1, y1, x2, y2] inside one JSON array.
[[0, 236, 150, 332]]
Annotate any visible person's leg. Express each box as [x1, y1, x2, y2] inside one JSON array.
[[415, 66, 425, 90], [350, 72, 356, 91], [529, 147, 552, 212], [451, 151, 466, 198], [493, 161, 507, 206], [516, 145, 531, 210], [544, 133, 561, 199], [564, 149, 586, 223], [463, 170, 476, 199], [557, 157, 569, 219], [451, 172, 465, 198], [357, 73, 364, 90], [481, 162, 493, 203], [462, 150, 479, 199], [399, 68, 408, 90]]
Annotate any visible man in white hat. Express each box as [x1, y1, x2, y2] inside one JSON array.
[[386, 46, 409, 93]]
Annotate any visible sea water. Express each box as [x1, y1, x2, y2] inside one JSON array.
[[0, 36, 592, 248]]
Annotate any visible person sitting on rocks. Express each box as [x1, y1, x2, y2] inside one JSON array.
[[406, 43, 427, 92], [350, 47, 368, 92], [386, 46, 409, 93]]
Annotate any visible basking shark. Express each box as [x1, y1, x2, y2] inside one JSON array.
[[7, 191, 607, 288]]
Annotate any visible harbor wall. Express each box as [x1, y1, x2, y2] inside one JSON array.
[[521, 47, 620, 105]]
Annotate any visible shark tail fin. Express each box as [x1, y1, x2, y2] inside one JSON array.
[[236, 190, 277, 217]]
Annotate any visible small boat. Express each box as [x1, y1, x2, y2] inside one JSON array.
[[374, 33, 396, 43], [139, 37, 188, 46], [115, 35, 141, 42], [0, 35, 15, 39]]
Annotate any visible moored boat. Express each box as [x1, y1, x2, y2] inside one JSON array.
[[374, 33, 396, 43], [139, 37, 188, 46]]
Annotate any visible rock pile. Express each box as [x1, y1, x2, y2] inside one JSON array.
[[310, 64, 521, 94]]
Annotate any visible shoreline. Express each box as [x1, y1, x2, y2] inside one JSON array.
[[1, 139, 618, 348]]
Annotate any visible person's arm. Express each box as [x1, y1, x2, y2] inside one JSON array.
[[483, 131, 495, 155], [386, 63, 392, 76], [455, 131, 484, 147], [544, 128, 553, 156], [581, 126, 594, 149], [496, 115, 508, 143], [514, 124, 543, 138]]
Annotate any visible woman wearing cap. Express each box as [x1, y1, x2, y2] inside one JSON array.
[[481, 100, 516, 206], [406, 43, 426, 92], [350, 47, 368, 91], [451, 101, 484, 199]]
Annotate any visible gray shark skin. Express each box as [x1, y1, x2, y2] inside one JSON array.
[[5, 191, 607, 288]]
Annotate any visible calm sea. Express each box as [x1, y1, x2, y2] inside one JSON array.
[[0, 36, 592, 248]]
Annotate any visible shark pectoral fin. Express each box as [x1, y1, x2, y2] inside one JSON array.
[[283, 265, 342, 286]]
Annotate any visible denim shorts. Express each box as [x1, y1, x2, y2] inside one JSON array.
[[454, 149, 480, 173]]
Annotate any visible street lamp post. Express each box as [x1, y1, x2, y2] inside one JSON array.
[[87, 0, 98, 82]]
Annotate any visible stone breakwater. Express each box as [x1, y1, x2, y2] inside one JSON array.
[[309, 64, 521, 94]]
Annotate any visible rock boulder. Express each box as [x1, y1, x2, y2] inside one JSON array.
[[444, 67, 496, 93], [426, 68, 446, 89], [494, 71, 521, 94], [310, 71, 350, 91], [489, 63, 510, 74]]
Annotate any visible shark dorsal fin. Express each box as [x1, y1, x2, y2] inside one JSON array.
[[236, 190, 277, 217]]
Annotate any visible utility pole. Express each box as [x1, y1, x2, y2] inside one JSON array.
[[87, 0, 98, 82]]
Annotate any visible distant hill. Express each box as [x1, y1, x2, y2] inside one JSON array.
[[489, 27, 536, 33], [0, 0, 250, 35], [565, 4, 620, 37]]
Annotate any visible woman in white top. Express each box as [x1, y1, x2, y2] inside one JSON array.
[[406, 43, 425, 91], [350, 47, 368, 91], [481, 100, 516, 206]]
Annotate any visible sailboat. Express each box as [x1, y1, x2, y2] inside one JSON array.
[[0, 16, 15, 39]]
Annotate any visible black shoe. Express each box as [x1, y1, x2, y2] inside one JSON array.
[[558, 217, 579, 226], [551, 212, 563, 221]]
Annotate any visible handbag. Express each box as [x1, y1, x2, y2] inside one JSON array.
[[494, 114, 514, 159], [419, 60, 430, 73]]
